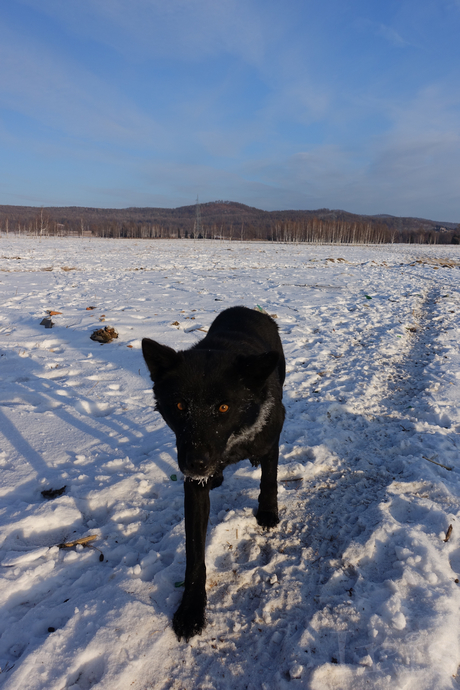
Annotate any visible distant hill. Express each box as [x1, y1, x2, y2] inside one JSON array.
[[0, 201, 458, 244]]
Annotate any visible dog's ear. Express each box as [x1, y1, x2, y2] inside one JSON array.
[[234, 351, 279, 388], [142, 338, 182, 382]]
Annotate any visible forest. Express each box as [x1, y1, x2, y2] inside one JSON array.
[[0, 201, 458, 244]]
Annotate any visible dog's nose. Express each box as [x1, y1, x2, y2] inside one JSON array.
[[186, 453, 210, 476]]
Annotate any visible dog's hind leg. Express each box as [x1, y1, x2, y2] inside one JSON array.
[[255, 443, 280, 529], [173, 478, 210, 641]]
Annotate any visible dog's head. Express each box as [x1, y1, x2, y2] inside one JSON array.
[[142, 338, 279, 480]]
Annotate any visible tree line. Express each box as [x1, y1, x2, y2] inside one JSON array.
[[0, 203, 458, 244]]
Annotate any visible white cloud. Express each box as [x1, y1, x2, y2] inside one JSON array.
[[0, 23, 164, 147], [353, 17, 410, 48], [377, 23, 409, 47], [17, 0, 285, 66], [223, 82, 460, 219]]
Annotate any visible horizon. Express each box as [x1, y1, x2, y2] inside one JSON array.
[[1, 1, 460, 222]]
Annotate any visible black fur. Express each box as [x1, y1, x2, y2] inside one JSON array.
[[142, 306, 285, 641]]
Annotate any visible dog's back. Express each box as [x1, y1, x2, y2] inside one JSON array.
[[194, 306, 285, 387]]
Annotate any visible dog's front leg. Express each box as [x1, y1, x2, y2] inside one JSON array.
[[256, 442, 280, 529], [173, 478, 210, 641]]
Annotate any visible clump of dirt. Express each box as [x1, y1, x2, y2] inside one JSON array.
[[412, 257, 460, 268], [41, 486, 66, 499], [90, 326, 118, 343]]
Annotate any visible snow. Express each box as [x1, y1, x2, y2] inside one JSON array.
[[0, 237, 459, 689]]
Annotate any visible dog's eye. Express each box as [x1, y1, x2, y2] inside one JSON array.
[[177, 402, 185, 411], [218, 404, 229, 413]]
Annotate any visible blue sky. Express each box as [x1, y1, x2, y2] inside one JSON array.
[[1, 0, 460, 220]]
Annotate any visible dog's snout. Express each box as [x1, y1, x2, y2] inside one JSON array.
[[185, 452, 211, 477]]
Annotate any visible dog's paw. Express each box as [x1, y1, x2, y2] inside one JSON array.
[[256, 509, 279, 530], [172, 598, 206, 642]]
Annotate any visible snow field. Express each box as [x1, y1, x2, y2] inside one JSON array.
[[0, 238, 459, 689]]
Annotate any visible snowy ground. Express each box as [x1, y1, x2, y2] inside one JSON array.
[[0, 237, 459, 690]]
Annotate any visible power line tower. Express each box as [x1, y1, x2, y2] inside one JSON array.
[[193, 195, 201, 238]]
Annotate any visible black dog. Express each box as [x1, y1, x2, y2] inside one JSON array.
[[142, 306, 285, 641]]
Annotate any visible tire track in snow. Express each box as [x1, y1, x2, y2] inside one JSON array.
[[296, 286, 460, 689]]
